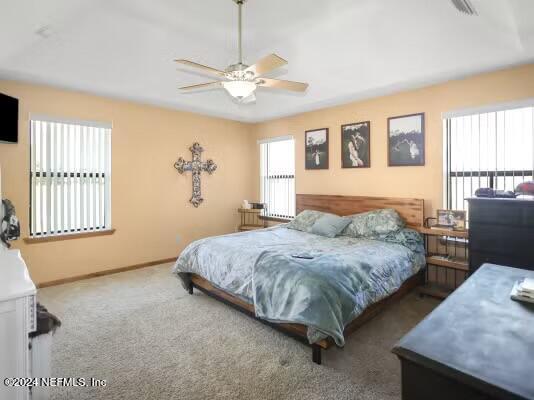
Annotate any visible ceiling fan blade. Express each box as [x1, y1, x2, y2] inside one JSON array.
[[451, 0, 478, 15], [245, 54, 287, 77], [240, 93, 256, 104], [175, 59, 226, 78], [257, 78, 308, 92], [179, 81, 222, 91]]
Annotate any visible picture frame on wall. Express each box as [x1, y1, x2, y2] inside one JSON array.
[[305, 128, 329, 169], [341, 121, 370, 168], [387, 113, 425, 166]]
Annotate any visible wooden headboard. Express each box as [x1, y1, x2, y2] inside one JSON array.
[[296, 194, 424, 228]]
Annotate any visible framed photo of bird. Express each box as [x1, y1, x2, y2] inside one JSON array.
[[387, 113, 425, 166], [341, 121, 370, 168]]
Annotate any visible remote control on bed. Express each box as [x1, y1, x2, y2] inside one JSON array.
[[291, 254, 314, 259]]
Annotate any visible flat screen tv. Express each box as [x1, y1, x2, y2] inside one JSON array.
[[0, 93, 19, 143]]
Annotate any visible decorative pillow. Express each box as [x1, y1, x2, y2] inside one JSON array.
[[286, 210, 326, 233], [341, 208, 405, 238], [377, 228, 425, 254], [310, 214, 351, 238], [515, 180, 534, 195]]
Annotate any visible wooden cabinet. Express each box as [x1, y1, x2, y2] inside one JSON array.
[[393, 264, 534, 400], [467, 197, 534, 273]]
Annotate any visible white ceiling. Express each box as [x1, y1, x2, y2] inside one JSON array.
[[1, 0, 534, 123]]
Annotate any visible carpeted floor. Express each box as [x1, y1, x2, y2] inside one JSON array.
[[38, 263, 439, 400]]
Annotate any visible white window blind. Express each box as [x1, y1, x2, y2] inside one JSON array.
[[30, 117, 112, 237], [260, 136, 295, 219], [444, 105, 534, 212]]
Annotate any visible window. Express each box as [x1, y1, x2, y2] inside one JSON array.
[[444, 103, 534, 212], [259, 136, 295, 219], [30, 116, 112, 237]]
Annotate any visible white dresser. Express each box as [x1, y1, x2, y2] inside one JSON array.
[[0, 249, 36, 400]]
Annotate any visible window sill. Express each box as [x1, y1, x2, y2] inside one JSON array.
[[23, 229, 115, 244], [259, 216, 292, 223]]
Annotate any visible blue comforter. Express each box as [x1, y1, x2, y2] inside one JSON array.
[[172, 226, 425, 345]]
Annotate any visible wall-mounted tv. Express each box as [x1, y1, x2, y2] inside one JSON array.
[[0, 93, 19, 143]]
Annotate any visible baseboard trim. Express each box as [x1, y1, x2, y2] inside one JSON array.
[[37, 257, 177, 288]]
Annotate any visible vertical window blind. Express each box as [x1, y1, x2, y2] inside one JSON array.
[[444, 104, 534, 212], [30, 117, 112, 237], [260, 136, 295, 219]]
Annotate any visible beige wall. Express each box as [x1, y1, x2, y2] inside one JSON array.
[[0, 81, 255, 284], [251, 63, 534, 218], [3, 63, 534, 284]]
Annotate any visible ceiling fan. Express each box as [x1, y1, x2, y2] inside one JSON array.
[[175, 0, 309, 104], [450, 0, 478, 15]]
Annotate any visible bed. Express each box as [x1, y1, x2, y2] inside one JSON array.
[[172, 194, 426, 364]]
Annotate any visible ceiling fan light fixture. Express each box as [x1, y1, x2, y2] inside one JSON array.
[[222, 80, 256, 99]]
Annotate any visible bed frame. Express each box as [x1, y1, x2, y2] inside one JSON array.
[[185, 194, 425, 365]]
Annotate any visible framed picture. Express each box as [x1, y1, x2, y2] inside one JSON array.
[[305, 128, 329, 169], [436, 209, 467, 231], [388, 113, 425, 166], [341, 121, 370, 168]]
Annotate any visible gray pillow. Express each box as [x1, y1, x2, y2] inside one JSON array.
[[341, 208, 405, 238], [286, 210, 326, 233], [310, 214, 351, 238]]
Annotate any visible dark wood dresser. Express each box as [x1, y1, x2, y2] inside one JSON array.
[[467, 197, 534, 273], [393, 264, 534, 400]]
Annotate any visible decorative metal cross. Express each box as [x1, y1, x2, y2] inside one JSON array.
[[174, 142, 217, 207]]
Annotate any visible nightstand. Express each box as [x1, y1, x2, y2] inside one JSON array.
[[417, 226, 469, 299], [238, 208, 266, 232]]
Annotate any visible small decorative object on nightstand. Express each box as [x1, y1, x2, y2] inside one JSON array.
[[418, 216, 469, 299], [238, 205, 266, 232], [434, 209, 466, 231]]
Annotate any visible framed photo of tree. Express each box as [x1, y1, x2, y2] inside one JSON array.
[[305, 128, 329, 169], [388, 113, 425, 166], [341, 121, 370, 168]]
